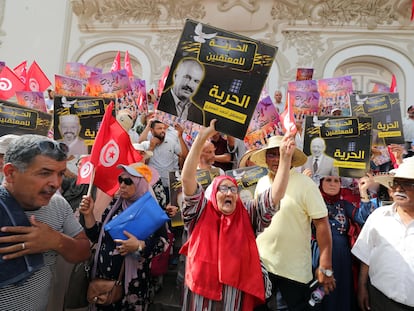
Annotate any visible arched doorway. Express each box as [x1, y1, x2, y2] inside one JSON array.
[[323, 45, 414, 116]]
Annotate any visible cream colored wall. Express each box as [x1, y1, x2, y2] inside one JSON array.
[[1, 0, 414, 114]]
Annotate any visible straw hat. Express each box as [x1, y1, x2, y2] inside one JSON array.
[[249, 135, 307, 168], [238, 148, 258, 168], [374, 156, 414, 188]]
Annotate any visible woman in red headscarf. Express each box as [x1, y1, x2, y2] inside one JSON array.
[[179, 120, 295, 311]]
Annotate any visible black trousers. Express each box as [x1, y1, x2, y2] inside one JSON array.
[[369, 283, 414, 311], [255, 273, 312, 311]]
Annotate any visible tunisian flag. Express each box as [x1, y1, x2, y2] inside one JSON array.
[[76, 155, 94, 185], [26, 61, 51, 92], [90, 101, 142, 196], [124, 50, 134, 78], [390, 74, 397, 93], [110, 51, 121, 72], [0, 66, 26, 100], [13, 61, 27, 84], [157, 66, 170, 99], [279, 92, 297, 135]]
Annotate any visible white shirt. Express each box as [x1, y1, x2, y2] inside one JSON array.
[[351, 204, 414, 307], [403, 117, 414, 142]]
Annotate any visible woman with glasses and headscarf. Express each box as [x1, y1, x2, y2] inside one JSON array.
[[312, 176, 374, 311], [179, 120, 295, 311], [79, 162, 168, 311]]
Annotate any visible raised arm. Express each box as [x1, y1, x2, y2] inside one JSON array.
[[271, 133, 294, 205], [181, 119, 217, 196]]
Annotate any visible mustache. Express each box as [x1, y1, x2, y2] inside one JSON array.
[[393, 191, 408, 198], [182, 85, 194, 93], [63, 132, 75, 136], [42, 186, 58, 195]]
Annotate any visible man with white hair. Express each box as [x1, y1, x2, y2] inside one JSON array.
[[302, 137, 338, 184], [57, 114, 88, 156], [352, 157, 414, 310]]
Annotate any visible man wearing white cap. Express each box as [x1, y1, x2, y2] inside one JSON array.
[[57, 114, 88, 156], [352, 156, 414, 310]]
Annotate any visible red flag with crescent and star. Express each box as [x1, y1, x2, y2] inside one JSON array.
[[13, 61, 27, 84], [89, 101, 142, 195], [76, 155, 94, 185], [124, 50, 134, 78], [279, 91, 297, 135], [390, 74, 397, 93], [0, 66, 26, 100], [111, 51, 121, 72], [25, 61, 51, 92]]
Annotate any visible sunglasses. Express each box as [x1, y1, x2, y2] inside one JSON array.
[[38, 140, 69, 156], [388, 179, 414, 191], [118, 176, 134, 186], [218, 185, 238, 194], [324, 177, 341, 183]]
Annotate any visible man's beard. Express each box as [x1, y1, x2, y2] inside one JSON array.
[[154, 133, 165, 142]]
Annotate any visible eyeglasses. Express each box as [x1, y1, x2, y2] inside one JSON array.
[[118, 176, 134, 186], [38, 140, 69, 156], [324, 177, 341, 183], [218, 185, 238, 194], [388, 179, 414, 191]]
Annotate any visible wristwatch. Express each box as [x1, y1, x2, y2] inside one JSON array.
[[319, 267, 334, 277]]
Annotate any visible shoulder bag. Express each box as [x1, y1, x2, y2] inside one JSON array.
[[87, 260, 125, 306]]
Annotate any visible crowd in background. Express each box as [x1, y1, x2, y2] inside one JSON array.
[[0, 88, 413, 311]]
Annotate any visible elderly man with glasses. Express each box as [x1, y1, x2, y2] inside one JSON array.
[[352, 156, 414, 311]]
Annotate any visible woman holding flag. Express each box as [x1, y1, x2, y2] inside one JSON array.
[[79, 162, 168, 310]]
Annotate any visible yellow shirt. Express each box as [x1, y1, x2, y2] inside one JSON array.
[[255, 169, 327, 284]]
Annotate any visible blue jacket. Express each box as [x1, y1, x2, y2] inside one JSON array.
[[0, 187, 44, 288]]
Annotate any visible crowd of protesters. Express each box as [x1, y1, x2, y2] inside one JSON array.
[[0, 87, 413, 311]]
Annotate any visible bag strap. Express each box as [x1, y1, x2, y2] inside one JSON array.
[[116, 261, 125, 285], [91, 200, 122, 278]]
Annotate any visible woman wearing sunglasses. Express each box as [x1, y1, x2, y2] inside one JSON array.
[[79, 162, 167, 310], [312, 175, 374, 311], [179, 120, 295, 311]]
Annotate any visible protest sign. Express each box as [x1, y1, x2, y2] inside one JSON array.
[[85, 69, 131, 98], [244, 95, 280, 149], [157, 19, 277, 139], [303, 116, 372, 179], [15, 91, 46, 112], [350, 92, 404, 145], [53, 96, 110, 154], [318, 76, 353, 116], [0, 99, 52, 136], [296, 68, 314, 81], [55, 74, 84, 96]]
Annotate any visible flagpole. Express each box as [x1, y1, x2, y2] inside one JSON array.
[[87, 168, 96, 197]]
